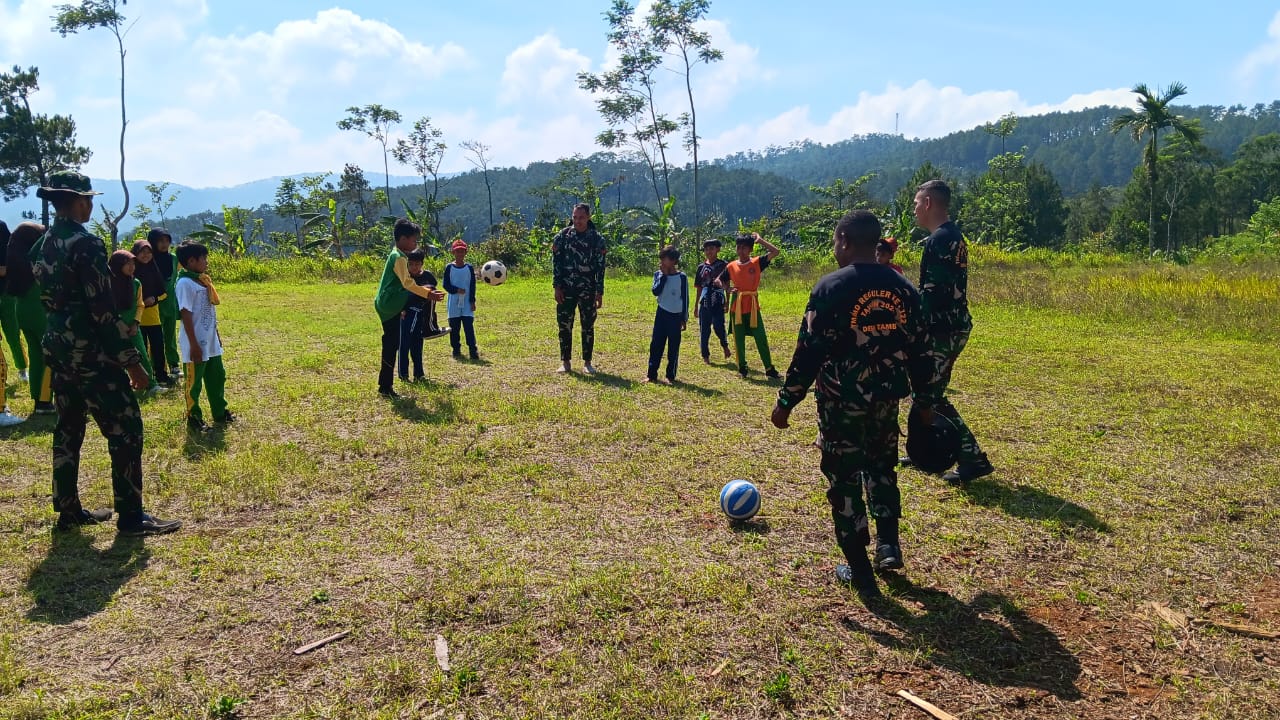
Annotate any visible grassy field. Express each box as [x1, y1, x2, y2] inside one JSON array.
[[1, 259, 1278, 719]]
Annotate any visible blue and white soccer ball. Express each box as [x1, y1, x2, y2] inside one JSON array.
[[481, 260, 507, 285], [719, 479, 761, 521]]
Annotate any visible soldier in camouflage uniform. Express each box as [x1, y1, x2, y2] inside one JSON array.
[[552, 203, 606, 374], [32, 171, 181, 535], [906, 180, 994, 484], [772, 210, 945, 598]]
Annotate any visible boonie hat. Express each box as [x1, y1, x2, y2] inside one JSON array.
[[36, 170, 102, 199]]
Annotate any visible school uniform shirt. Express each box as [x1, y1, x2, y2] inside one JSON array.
[[176, 275, 223, 362], [442, 263, 476, 318], [651, 271, 688, 324]]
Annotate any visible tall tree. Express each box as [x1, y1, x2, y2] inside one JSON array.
[[392, 116, 450, 239], [337, 162, 371, 221], [338, 104, 402, 215], [578, 0, 677, 205], [1109, 82, 1204, 253], [460, 139, 495, 233], [0, 65, 92, 226], [648, 0, 723, 239], [52, 0, 130, 249]]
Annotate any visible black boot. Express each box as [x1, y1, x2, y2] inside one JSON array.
[[874, 518, 903, 571], [834, 544, 880, 597]]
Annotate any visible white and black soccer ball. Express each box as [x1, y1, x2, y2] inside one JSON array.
[[481, 260, 507, 286]]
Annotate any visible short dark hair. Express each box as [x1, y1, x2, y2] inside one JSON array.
[[658, 245, 680, 262], [572, 203, 591, 216], [835, 210, 882, 250], [917, 179, 951, 210], [175, 240, 209, 267], [394, 218, 421, 242], [405, 249, 426, 263], [734, 233, 754, 247]]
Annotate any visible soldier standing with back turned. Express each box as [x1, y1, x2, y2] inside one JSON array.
[[33, 171, 181, 535]]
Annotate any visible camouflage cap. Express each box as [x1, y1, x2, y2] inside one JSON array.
[[36, 170, 102, 198]]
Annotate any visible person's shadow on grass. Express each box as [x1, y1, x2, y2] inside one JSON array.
[[26, 530, 149, 624], [390, 394, 461, 425], [671, 379, 723, 398], [958, 477, 1111, 534], [571, 370, 635, 390], [843, 574, 1082, 700], [183, 424, 228, 458]]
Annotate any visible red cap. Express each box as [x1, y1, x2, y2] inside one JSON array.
[[450, 239, 468, 251]]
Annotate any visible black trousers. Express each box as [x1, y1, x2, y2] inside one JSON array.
[[378, 315, 399, 393], [140, 324, 171, 384], [647, 309, 683, 381]]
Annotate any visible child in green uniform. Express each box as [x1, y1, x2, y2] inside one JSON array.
[[109, 250, 162, 394], [176, 241, 232, 433]]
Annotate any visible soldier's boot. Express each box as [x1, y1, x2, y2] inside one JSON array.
[[117, 512, 183, 536], [873, 517, 904, 571], [942, 453, 994, 486], [56, 507, 113, 530], [834, 543, 880, 598]]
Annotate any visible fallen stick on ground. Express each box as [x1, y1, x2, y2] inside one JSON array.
[[896, 689, 958, 720], [709, 659, 729, 677], [435, 634, 451, 671], [1192, 619, 1280, 640], [292, 630, 350, 655]]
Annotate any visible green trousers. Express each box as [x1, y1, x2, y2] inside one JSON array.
[[184, 355, 227, 424], [16, 290, 49, 403], [129, 331, 156, 386], [160, 301, 179, 369], [0, 295, 25, 371], [731, 312, 775, 374]]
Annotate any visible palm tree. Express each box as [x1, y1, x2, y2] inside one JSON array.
[[1109, 82, 1204, 254]]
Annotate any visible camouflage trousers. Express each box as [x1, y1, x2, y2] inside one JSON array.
[[817, 397, 901, 549], [556, 292, 597, 364], [929, 327, 984, 464], [44, 350, 144, 515]]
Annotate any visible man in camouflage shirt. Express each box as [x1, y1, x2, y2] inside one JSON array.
[[552, 203, 606, 374], [908, 179, 994, 484], [32, 171, 181, 535], [772, 210, 945, 598]]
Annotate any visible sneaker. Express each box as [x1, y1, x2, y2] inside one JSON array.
[[56, 508, 112, 530], [738, 369, 748, 378], [186, 417, 210, 434], [116, 512, 182, 536], [18, 369, 29, 382], [215, 411, 236, 424], [452, 349, 463, 359], [469, 350, 479, 361], [661, 377, 674, 385], [942, 456, 995, 485], [898, 455, 915, 469], [765, 368, 781, 379], [33, 401, 56, 415], [0, 409, 24, 427], [378, 388, 400, 398], [874, 543, 904, 571], [834, 564, 881, 597], [398, 374, 409, 382], [556, 362, 571, 374], [582, 363, 596, 375], [170, 366, 182, 377], [425, 328, 450, 340]]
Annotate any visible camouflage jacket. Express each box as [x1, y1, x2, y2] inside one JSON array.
[[32, 217, 141, 369], [777, 263, 944, 410], [551, 223, 606, 296], [918, 220, 972, 332]]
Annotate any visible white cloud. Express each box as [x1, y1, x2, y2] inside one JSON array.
[[499, 32, 593, 109], [0, 0, 58, 65], [190, 8, 468, 106], [1237, 11, 1280, 90], [700, 81, 1133, 159]]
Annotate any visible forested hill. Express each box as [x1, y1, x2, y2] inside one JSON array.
[[714, 102, 1280, 197], [97, 101, 1280, 243]]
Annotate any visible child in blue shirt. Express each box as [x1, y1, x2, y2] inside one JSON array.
[[645, 246, 688, 384]]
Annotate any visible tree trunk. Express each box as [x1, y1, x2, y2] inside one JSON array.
[[683, 45, 700, 244], [113, 30, 129, 252], [484, 171, 494, 233]]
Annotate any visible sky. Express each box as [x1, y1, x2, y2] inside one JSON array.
[[3, 0, 1280, 189]]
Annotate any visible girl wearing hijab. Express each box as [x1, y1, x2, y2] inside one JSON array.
[[129, 240, 174, 387]]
